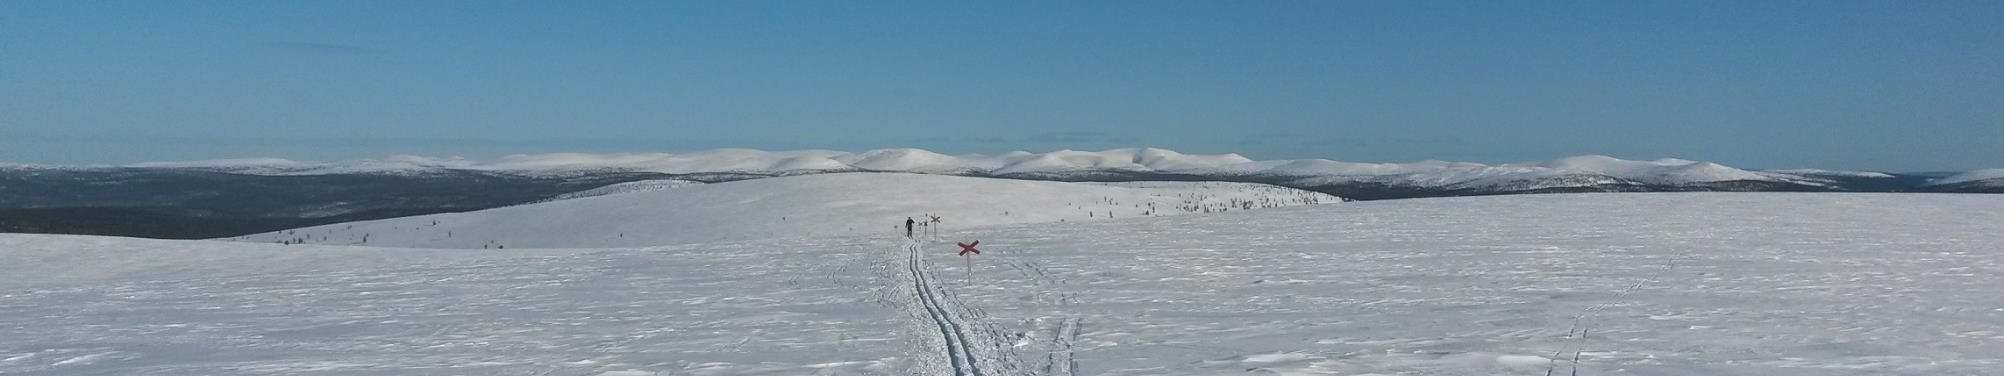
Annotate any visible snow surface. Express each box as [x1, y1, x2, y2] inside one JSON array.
[[31, 147, 1872, 188], [1932, 168, 2004, 186], [943, 193, 2004, 375], [8, 193, 2003, 375], [0, 234, 908, 375], [234, 173, 1339, 249], [527, 179, 705, 203]]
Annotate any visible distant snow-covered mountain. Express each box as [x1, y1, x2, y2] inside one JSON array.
[[10, 147, 2001, 199], [1933, 169, 2004, 186], [1764, 169, 1897, 179], [6, 148, 1996, 240], [124, 156, 479, 176], [71, 148, 1802, 185], [1927, 169, 2004, 193]]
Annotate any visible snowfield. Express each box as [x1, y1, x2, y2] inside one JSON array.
[[5, 192, 2003, 375], [944, 193, 2004, 375], [1, 234, 907, 375], [233, 173, 1338, 249]]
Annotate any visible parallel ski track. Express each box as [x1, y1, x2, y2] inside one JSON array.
[[1004, 255, 1080, 376], [1048, 317, 1080, 376], [907, 240, 983, 376]]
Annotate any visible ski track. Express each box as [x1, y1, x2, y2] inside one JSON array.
[[993, 243, 1083, 376], [1048, 318, 1080, 376], [906, 238, 985, 376]]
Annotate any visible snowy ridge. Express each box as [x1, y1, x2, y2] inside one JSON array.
[[483, 149, 855, 174], [1258, 156, 1791, 191], [0, 163, 41, 171], [80, 147, 1837, 187], [527, 179, 704, 203], [21, 147, 1999, 193], [1765, 169, 1896, 179], [126, 156, 477, 176], [836, 148, 993, 173], [234, 173, 1338, 248], [1932, 169, 2004, 186], [1533, 156, 1771, 184]]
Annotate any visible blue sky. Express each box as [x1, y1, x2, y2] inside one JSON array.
[[2, 1, 1999, 171]]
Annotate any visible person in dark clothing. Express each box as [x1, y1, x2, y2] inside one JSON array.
[[905, 217, 916, 238]]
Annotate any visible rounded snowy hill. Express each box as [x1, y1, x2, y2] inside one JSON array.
[[1928, 169, 2004, 192], [235, 172, 1338, 249], [84, 147, 1994, 197]]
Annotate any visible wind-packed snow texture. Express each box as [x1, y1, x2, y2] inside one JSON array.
[[1, 234, 909, 375], [6, 193, 2001, 375], [233, 173, 1337, 249], [944, 193, 2004, 375]]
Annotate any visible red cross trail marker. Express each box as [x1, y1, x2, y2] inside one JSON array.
[[957, 240, 980, 283]]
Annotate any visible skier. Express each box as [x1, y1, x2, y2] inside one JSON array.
[[905, 217, 916, 238]]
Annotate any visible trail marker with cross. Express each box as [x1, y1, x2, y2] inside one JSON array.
[[957, 240, 980, 283]]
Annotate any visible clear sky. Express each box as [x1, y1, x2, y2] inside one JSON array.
[[2, 1, 1999, 171]]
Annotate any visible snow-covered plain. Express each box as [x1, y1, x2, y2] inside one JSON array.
[[944, 193, 2004, 375], [234, 173, 1337, 249], [0, 234, 908, 375], [6, 193, 2003, 375]]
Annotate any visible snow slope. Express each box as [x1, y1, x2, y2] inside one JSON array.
[[1265, 155, 1802, 190], [835, 148, 990, 173], [8, 193, 2002, 375], [483, 149, 855, 174], [234, 173, 1338, 248], [1765, 168, 1896, 179], [1532, 155, 1773, 184], [527, 179, 704, 203], [1932, 168, 2004, 186]]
